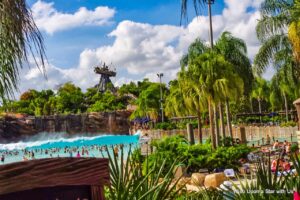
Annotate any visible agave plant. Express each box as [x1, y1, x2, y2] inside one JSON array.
[[101, 144, 183, 200], [176, 188, 224, 200], [285, 153, 300, 193]]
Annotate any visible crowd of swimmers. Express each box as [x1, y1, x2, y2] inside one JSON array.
[[0, 143, 134, 164]]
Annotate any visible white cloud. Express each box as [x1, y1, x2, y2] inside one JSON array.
[[75, 0, 264, 83], [32, 0, 115, 34], [19, 0, 269, 95]]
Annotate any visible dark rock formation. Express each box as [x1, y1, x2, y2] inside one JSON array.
[[0, 111, 131, 142]]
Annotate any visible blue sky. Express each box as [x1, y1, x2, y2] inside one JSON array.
[[27, 0, 224, 67], [21, 0, 270, 94]]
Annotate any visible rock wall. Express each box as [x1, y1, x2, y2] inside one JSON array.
[[0, 111, 131, 142]]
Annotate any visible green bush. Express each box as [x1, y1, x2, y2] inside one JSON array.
[[280, 121, 297, 127], [154, 122, 177, 130], [143, 135, 188, 174], [144, 135, 252, 175], [291, 143, 299, 153]]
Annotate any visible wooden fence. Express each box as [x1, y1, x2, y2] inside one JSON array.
[[146, 126, 298, 144]]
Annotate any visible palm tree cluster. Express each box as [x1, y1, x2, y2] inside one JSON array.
[[166, 0, 300, 150], [166, 32, 252, 149]]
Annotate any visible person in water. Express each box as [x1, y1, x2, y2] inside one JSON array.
[[1, 155, 4, 163], [114, 146, 119, 157], [77, 151, 81, 158]]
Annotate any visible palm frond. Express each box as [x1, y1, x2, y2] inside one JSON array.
[[256, 14, 290, 42], [180, 0, 207, 24], [0, 0, 46, 100], [254, 34, 290, 75]]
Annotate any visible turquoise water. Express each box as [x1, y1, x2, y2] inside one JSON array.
[[0, 133, 140, 165]]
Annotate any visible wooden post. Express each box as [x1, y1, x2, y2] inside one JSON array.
[[240, 127, 246, 144], [91, 185, 104, 200], [187, 123, 195, 145]]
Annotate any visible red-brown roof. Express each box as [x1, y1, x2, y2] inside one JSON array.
[[0, 158, 110, 195]]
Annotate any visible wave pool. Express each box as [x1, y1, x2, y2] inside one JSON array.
[[0, 132, 140, 165]]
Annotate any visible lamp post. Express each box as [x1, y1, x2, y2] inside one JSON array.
[[157, 73, 164, 122], [205, 0, 215, 48]]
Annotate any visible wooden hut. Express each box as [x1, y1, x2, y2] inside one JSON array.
[[0, 158, 110, 200]]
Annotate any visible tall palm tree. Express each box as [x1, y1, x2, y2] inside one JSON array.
[[186, 51, 243, 148], [272, 69, 297, 122], [0, 0, 46, 100], [255, 0, 299, 75], [178, 66, 207, 144], [180, 0, 216, 47], [181, 32, 252, 140]]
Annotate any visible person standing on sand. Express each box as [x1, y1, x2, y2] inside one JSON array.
[[77, 151, 81, 158]]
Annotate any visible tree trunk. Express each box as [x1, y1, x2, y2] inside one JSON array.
[[225, 99, 233, 143], [219, 102, 225, 140], [197, 110, 203, 144], [258, 99, 262, 123], [214, 104, 220, 147], [208, 100, 216, 149], [250, 98, 254, 113], [283, 93, 288, 122]]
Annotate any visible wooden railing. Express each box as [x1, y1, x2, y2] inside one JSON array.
[[145, 126, 298, 143]]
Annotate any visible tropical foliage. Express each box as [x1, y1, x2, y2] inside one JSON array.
[[144, 135, 251, 175], [102, 144, 182, 200], [102, 138, 300, 200], [0, 0, 46, 101]]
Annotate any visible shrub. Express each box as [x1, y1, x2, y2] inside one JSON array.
[[280, 121, 297, 127], [291, 143, 299, 153], [154, 122, 177, 130], [144, 135, 252, 175]]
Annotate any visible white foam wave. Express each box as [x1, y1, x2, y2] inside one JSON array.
[[0, 134, 121, 151]]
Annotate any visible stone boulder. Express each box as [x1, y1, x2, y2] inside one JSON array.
[[176, 177, 191, 190], [173, 165, 187, 179], [191, 173, 206, 186], [204, 173, 226, 188]]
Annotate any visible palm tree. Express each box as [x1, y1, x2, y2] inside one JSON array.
[[186, 51, 243, 148], [0, 0, 46, 100], [180, 0, 216, 47], [166, 67, 207, 144], [255, 0, 299, 75], [273, 69, 297, 122], [181, 32, 252, 141], [165, 80, 188, 118], [178, 67, 207, 144], [289, 0, 300, 62], [251, 77, 269, 122], [215, 32, 253, 138]]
